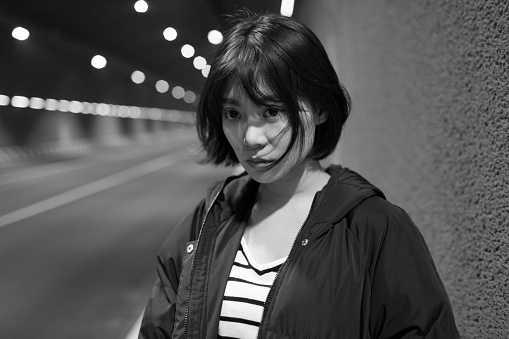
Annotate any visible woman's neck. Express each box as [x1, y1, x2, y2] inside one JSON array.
[[258, 159, 330, 203]]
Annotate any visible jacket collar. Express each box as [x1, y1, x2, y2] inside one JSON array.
[[205, 164, 385, 226]]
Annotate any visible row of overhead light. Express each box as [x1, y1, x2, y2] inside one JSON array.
[[9, 0, 225, 111], [90, 1, 225, 103], [130, 0, 220, 97], [8, 1, 295, 116], [0, 94, 194, 123]]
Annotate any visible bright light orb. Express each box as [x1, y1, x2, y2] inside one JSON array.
[[11, 96, 29, 108], [193, 56, 207, 70], [12, 27, 30, 41], [0, 95, 10, 106], [129, 107, 141, 119], [183, 91, 196, 104], [155, 80, 169, 93], [58, 100, 70, 112], [207, 30, 223, 44], [45, 99, 58, 111], [172, 86, 185, 99], [131, 70, 145, 84], [201, 65, 211, 78], [69, 101, 84, 113], [149, 108, 162, 120], [91, 55, 107, 69], [134, 0, 148, 13], [83, 102, 95, 114], [96, 103, 110, 116], [181, 44, 195, 58], [29, 97, 45, 109], [280, 0, 295, 17], [163, 27, 177, 41]]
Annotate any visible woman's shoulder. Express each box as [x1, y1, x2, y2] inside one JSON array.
[[346, 195, 420, 246], [351, 195, 410, 223]]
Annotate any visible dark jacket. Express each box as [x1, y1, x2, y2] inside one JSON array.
[[140, 165, 460, 338]]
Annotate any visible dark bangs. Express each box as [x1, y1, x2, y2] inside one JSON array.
[[233, 46, 308, 170]]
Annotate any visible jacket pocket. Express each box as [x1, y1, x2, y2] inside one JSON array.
[[172, 240, 197, 338]]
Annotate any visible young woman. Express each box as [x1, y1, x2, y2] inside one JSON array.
[[139, 10, 459, 339]]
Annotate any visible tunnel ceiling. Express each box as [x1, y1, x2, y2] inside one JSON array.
[[0, 0, 281, 110]]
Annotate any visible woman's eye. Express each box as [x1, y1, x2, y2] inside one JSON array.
[[264, 107, 283, 118], [224, 109, 240, 120]]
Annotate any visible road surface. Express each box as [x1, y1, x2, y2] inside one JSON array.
[[0, 130, 234, 339]]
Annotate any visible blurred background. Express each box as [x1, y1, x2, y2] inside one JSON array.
[[1, 0, 508, 338]]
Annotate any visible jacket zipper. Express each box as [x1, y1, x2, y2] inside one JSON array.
[[256, 193, 320, 339], [183, 188, 222, 339]]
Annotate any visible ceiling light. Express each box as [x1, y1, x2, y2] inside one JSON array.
[[69, 101, 84, 113], [91, 55, 107, 69], [181, 44, 195, 58], [110, 105, 119, 117], [12, 27, 30, 41], [280, 0, 295, 17], [193, 56, 207, 70], [163, 27, 177, 41], [45, 99, 58, 111], [201, 65, 211, 78], [29, 97, 45, 109], [131, 70, 145, 84], [129, 107, 141, 119], [155, 80, 169, 93], [149, 109, 162, 120], [96, 103, 110, 116], [11, 96, 29, 108], [167, 110, 181, 122], [183, 91, 196, 104], [134, 0, 148, 13], [83, 102, 94, 114], [207, 30, 223, 44], [172, 86, 185, 99], [58, 100, 70, 112], [0, 95, 10, 106]]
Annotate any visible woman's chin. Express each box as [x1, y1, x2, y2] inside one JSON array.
[[243, 164, 290, 184]]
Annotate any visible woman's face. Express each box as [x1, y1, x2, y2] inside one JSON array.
[[221, 79, 316, 184]]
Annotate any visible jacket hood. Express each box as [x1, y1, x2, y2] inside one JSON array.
[[315, 164, 385, 224], [205, 164, 385, 226]]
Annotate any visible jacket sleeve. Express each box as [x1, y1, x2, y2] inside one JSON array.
[[357, 198, 460, 338], [139, 200, 206, 339]]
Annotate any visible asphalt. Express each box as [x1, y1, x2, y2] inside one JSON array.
[[0, 132, 233, 339]]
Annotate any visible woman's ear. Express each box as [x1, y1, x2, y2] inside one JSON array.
[[316, 109, 329, 125]]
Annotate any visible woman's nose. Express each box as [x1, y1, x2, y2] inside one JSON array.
[[243, 124, 268, 148]]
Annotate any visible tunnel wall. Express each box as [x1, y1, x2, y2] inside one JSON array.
[[296, 0, 508, 337], [0, 105, 193, 167]]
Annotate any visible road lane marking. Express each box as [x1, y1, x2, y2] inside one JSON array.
[[0, 161, 97, 186], [0, 148, 190, 229]]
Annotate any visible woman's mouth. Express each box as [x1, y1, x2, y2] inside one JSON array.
[[246, 158, 273, 168]]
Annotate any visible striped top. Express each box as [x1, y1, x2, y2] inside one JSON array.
[[218, 236, 287, 339]]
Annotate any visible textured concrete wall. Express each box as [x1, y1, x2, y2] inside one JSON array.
[[297, 0, 508, 337]]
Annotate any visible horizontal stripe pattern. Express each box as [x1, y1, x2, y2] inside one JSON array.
[[218, 237, 286, 339]]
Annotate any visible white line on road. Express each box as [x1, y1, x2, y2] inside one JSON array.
[[0, 161, 98, 186], [0, 148, 190, 229]]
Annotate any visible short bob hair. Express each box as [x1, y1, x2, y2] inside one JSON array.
[[196, 9, 351, 167]]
